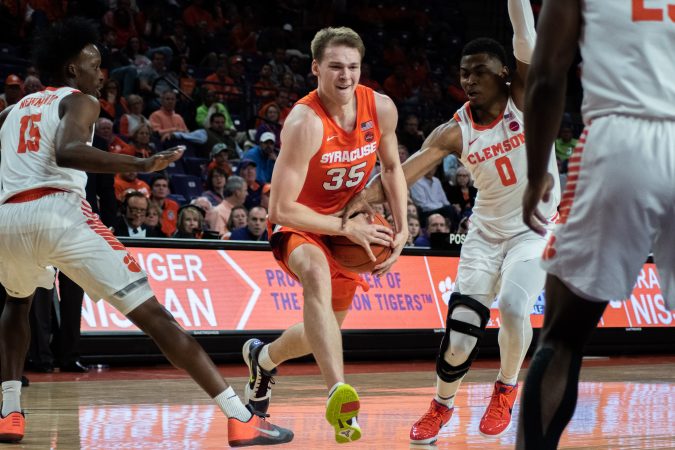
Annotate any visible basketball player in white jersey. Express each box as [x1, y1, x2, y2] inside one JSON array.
[[343, 0, 560, 444], [517, 1, 675, 448], [0, 18, 293, 446]]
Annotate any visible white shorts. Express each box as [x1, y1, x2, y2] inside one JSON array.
[[0, 191, 153, 314], [542, 116, 675, 309], [455, 225, 547, 298]]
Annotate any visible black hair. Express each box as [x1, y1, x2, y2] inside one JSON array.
[[32, 17, 100, 82], [461, 38, 507, 66], [151, 174, 169, 187]]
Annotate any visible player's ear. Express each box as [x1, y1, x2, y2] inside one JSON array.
[[500, 66, 509, 79], [66, 62, 78, 79], [311, 59, 320, 77]]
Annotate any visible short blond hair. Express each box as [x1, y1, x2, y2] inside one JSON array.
[[310, 27, 365, 62]]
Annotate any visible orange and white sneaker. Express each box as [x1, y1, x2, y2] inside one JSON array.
[[227, 408, 293, 447], [410, 400, 453, 444], [0, 411, 25, 442], [478, 381, 518, 437]]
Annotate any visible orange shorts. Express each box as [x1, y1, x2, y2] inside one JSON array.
[[269, 227, 369, 312]]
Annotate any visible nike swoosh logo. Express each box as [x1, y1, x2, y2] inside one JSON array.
[[254, 426, 281, 437], [327, 135, 338, 142], [469, 138, 479, 146]]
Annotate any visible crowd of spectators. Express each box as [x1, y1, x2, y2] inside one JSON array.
[[0, 0, 581, 246]]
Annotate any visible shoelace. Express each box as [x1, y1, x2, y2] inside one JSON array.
[[253, 370, 276, 397], [484, 390, 511, 419], [418, 407, 446, 430]]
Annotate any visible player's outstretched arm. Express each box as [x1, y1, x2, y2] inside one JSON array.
[[343, 119, 462, 220], [522, 0, 581, 235], [508, 0, 537, 109], [54, 93, 183, 174]]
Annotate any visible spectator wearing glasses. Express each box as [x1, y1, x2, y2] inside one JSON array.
[[113, 191, 163, 237]]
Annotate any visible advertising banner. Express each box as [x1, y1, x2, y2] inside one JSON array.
[[79, 248, 672, 333]]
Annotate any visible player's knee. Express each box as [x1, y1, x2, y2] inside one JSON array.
[[436, 293, 490, 382], [499, 299, 530, 326]]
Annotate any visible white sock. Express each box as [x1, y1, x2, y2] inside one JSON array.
[[497, 369, 518, 386], [328, 381, 345, 398], [434, 376, 462, 408], [1, 381, 22, 416], [258, 345, 277, 372], [214, 387, 252, 422]]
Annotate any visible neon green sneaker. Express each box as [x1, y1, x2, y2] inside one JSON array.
[[325, 384, 361, 443]]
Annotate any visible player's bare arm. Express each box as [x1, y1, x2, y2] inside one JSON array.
[[508, 0, 537, 110], [342, 119, 463, 220], [54, 93, 183, 174], [269, 104, 393, 259], [522, 0, 581, 235], [371, 92, 409, 275]]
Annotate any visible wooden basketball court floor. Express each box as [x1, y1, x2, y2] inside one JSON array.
[[10, 355, 674, 449]]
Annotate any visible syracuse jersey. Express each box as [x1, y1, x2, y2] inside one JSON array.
[[293, 85, 381, 215], [0, 87, 91, 204], [580, 0, 675, 122], [453, 97, 560, 240]]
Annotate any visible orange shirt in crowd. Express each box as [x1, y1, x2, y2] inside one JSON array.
[[149, 109, 188, 138], [114, 175, 151, 201]]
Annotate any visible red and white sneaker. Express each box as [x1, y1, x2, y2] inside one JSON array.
[[479, 381, 518, 437], [0, 411, 25, 442], [410, 400, 453, 444]]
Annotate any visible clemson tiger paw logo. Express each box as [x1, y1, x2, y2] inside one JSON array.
[[123, 253, 141, 273], [438, 276, 454, 305]]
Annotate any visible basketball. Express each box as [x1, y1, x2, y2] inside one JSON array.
[[330, 214, 393, 273]]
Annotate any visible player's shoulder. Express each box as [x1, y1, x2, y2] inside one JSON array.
[[372, 91, 398, 130], [283, 104, 323, 135]]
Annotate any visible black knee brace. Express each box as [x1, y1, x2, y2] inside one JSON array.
[[436, 292, 491, 383]]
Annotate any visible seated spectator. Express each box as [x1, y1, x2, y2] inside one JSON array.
[[242, 132, 277, 183], [23, 75, 44, 95], [96, 118, 134, 155], [359, 62, 382, 92], [555, 123, 578, 172], [407, 202, 420, 220], [173, 205, 219, 239], [190, 196, 213, 216], [196, 90, 233, 129], [128, 123, 156, 158], [255, 103, 282, 144], [269, 47, 291, 85], [206, 143, 234, 177], [398, 114, 425, 154], [279, 72, 300, 104], [222, 205, 248, 239], [114, 171, 151, 201], [119, 94, 151, 138], [202, 167, 228, 206], [98, 79, 128, 122], [398, 144, 410, 164], [144, 203, 165, 237], [406, 215, 421, 246], [204, 112, 239, 159], [113, 191, 164, 238], [383, 64, 413, 104], [206, 175, 248, 236], [139, 49, 171, 99], [175, 55, 196, 97], [203, 64, 233, 102], [260, 183, 271, 210], [149, 89, 189, 141], [410, 166, 458, 230], [229, 206, 268, 241], [254, 64, 278, 104], [443, 166, 477, 218], [414, 213, 449, 247], [238, 160, 263, 210], [149, 174, 179, 236], [0, 74, 23, 110]]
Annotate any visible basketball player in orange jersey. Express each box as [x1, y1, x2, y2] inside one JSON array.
[[0, 18, 293, 447], [518, 1, 675, 448], [241, 27, 408, 443], [344, 0, 560, 445]]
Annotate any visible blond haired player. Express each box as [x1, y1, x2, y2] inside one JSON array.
[[345, 0, 560, 444], [0, 18, 292, 446], [241, 27, 409, 443], [518, 1, 675, 448]]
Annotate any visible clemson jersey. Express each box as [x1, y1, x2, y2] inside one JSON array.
[[453, 97, 560, 240], [580, 0, 675, 122], [0, 87, 91, 203], [294, 85, 381, 215]]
